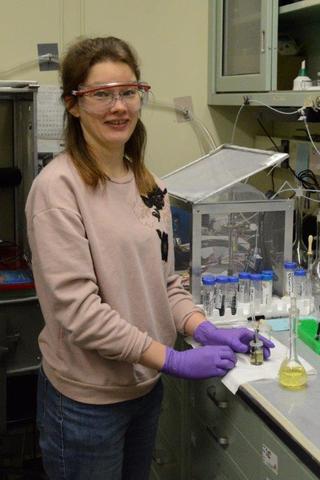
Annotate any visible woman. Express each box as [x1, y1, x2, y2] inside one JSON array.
[[26, 36, 273, 480]]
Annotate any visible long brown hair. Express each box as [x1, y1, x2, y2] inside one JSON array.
[[60, 36, 156, 195]]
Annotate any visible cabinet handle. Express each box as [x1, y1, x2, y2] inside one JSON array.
[[261, 30, 265, 53], [206, 425, 229, 448], [152, 448, 172, 465], [206, 385, 228, 409]]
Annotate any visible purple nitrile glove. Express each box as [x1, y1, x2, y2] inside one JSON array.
[[193, 321, 275, 360], [160, 345, 237, 379]]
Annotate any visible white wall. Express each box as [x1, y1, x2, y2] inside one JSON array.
[[0, 0, 257, 176]]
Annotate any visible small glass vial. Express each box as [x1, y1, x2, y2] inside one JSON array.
[[250, 273, 263, 306], [215, 275, 228, 315], [238, 272, 250, 303], [226, 276, 239, 314], [283, 261, 297, 296], [250, 339, 264, 365], [261, 273, 273, 306], [201, 275, 216, 316], [293, 269, 307, 299]]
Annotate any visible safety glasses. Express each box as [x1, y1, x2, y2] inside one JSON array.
[[71, 81, 151, 115]]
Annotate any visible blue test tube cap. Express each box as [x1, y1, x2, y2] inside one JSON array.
[[294, 269, 306, 277], [202, 275, 216, 285], [283, 261, 297, 270], [216, 275, 228, 284], [238, 272, 250, 280], [250, 273, 263, 281], [228, 276, 239, 283], [261, 273, 273, 281], [261, 269, 274, 276]]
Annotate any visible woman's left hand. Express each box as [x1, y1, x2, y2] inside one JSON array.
[[193, 321, 275, 359]]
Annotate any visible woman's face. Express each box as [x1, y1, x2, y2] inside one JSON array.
[[71, 61, 140, 154]]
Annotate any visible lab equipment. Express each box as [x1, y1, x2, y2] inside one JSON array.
[[279, 295, 308, 389], [238, 272, 250, 303], [311, 212, 320, 311], [201, 274, 215, 316], [261, 273, 273, 306], [249, 314, 264, 365], [250, 273, 263, 306], [292, 191, 307, 268], [163, 144, 293, 304], [293, 269, 307, 299], [226, 276, 238, 314], [283, 261, 297, 296], [215, 275, 228, 316], [250, 338, 264, 365], [293, 60, 312, 90]]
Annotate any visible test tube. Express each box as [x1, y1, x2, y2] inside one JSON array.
[[238, 272, 250, 303], [261, 273, 273, 306], [215, 275, 228, 316], [201, 275, 216, 316], [293, 269, 307, 300], [226, 276, 239, 314], [283, 261, 297, 296]]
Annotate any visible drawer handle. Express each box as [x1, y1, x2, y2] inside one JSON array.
[[206, 425, 229, 448], [206, 386, 228, 409]]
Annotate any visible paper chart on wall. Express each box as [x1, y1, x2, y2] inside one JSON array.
[[37, 85, 64, 140]]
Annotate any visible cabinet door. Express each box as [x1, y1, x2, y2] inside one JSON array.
[[215, 0, 275, 92]]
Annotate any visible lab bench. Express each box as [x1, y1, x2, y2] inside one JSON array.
[[151, 332, 320, 480]]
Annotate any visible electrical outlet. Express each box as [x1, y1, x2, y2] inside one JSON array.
[[37, 43, 59, 71], [173, 96, 193, 123]]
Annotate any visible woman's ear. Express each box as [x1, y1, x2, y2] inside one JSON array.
[[64, 96, 80, 118]]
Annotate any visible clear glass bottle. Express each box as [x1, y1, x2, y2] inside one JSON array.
[[201, 275, 216, 316], [279, 295, 308, 390]]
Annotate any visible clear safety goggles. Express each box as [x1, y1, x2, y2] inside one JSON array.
[[71, 81, 151, 115]]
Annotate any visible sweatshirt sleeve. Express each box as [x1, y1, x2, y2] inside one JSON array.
[[27, 205, 152, 364]]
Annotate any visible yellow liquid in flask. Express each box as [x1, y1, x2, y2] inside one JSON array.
[[279, 360, 308, 390]]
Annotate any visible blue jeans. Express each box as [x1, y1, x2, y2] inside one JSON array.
[[37, 367, 163, 480]]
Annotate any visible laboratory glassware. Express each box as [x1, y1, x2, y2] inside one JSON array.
[[238, 272, 250, 303], [278, 295, 307, 390], [261, 273, 273, 306], [293, 269, 307, 300], [250, 273, 263, 306], [292, 193, 307, 268], [283, 261, 297, 296], [226, 276, 238, 314], [215, 275, 228, 316], [201, 275, 215, 316], [248, 283, 264, 365]]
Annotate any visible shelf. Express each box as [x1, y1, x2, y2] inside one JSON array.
[[279, 0, 320, 24]]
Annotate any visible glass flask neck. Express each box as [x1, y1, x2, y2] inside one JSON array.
[[293, 193, 307, 268], [288, 297, 300, 362]]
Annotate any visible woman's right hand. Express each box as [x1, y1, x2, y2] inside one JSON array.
[[160, 345, 237, 379]]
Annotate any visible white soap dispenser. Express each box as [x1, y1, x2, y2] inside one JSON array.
[[293, 60, 312, 90]]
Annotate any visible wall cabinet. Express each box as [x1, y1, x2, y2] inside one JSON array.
[[209, 0, 320, 106]]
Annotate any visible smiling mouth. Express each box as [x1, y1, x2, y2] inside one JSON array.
[[105, 119, 129, 126]]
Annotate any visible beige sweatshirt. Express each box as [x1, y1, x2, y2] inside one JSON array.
[[25, 153, 201, 404]]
